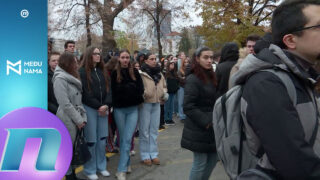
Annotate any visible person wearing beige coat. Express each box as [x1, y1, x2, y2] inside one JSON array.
[[139, 53, 168, 166]]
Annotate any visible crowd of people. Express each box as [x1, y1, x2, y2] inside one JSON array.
[[47, 0, 320, 180]]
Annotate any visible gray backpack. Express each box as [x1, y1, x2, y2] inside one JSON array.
[[212, 69, 297, 180]]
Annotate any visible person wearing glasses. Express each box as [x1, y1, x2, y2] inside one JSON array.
[[111, 50, 144, 180], [232, 0, 320, 179], [79, 47, 112, 180], [181, 47, 218, 180], [139, 53, 168, 166]]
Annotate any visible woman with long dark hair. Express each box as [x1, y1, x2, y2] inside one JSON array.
[[164, 61, 179, 125], [53, 52, 87, 180], [181, 47, 218, 180], [139, 53, 168, 166], [111, 49, 144, 180], [79, 47, 111, 180]]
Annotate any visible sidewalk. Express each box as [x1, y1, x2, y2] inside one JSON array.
[[75, 117, 228, 180]]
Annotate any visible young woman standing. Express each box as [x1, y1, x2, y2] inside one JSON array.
[[53, 52, 87, 180], [181, 47, 218, 180], [177, 58, 189, 122], [111, 50, 144, 180], [79, 47, 111, 180], [139, 53, 168, 166], [164, 61, 179, 125]]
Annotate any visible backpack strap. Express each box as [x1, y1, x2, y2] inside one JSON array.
[[260, 69, 297, 106]]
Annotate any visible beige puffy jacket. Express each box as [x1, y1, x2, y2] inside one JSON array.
[[140, 71, 168, 103]]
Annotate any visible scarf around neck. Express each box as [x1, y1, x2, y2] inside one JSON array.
[[141, 63, 161, 85]]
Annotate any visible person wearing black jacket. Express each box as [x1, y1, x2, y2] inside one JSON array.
[[232, 1, 320, 179], [111, 50, 144, 180], [79, 47, 112, 180], [215, 42, 239, 98], [164, 61, 179, 125], [48, 52, 60, 114], [181, 47, 218, 180]]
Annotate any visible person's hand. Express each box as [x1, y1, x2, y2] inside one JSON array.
[[77, 122, 86, 129], [98, 105, 108, 112], [206, 123, 212, 129], [98, 111, 108, 117]]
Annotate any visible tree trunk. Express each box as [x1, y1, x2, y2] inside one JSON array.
[[84, 0, 92, 47], [156, 23, 163, 60], [156, 0, 162, 59], [102, 16, 117, 58]]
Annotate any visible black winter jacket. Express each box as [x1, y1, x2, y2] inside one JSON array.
[[48, 68, 58, 114], [181, 73, 217, 153], [79, 67, 112, 109], [111, 68, 144, 108], [166, 73, 179, 93], [216, 42, 239, 98], [236, 46, 320, 180]]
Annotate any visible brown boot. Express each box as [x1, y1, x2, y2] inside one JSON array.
[[142, 159, 152, 166], [152, 158, 160, 165]]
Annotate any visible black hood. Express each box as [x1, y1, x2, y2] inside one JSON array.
[[220, 42, 239, 63]]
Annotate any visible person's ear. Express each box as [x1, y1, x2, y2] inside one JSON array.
[[283, 34, 297, 50]]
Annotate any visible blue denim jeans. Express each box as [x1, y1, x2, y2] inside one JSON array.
[[177, 87, 186, 119], [174, 92, 179, 114], [164, 93, 175, 122], [114, 106, 138, 172], [189, 152, 218, 180], [139, 103, 160, 160], [83, 105, 108, 175]]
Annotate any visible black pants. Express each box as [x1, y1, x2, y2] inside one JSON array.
[[160, 104, 165, 127]]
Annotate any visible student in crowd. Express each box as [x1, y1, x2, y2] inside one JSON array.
[[234, 1, 320, 179], [64, 40, 76, 53], [79, 47, 111, 180], [105, 57, 119, 153], [111, 49, 144, 180], [245, 34, 260, 55], [177, 57, 189, 122], [48, 52, 60, 114], [139, 53, 168, 166], [133, 61, 141, 71], [53, 52, 87, 180], [181, 47, 218, 180], [215, 42, 239, 98], [164, 61, 180, 125]]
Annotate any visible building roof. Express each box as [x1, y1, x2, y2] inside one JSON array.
[[166, 31, 180, 36]]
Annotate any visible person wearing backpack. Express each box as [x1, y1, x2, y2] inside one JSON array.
[[181, 47, 218, 180], [215, 1, 320, 179]]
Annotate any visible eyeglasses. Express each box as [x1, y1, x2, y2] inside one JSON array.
[[93, 53, 100, 56], [291, 24, 320, 33]]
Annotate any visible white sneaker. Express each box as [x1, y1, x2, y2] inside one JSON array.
[[86, 174, 98, 180], [127, 166, 132, 173], [99, 170, 110, 177], [116, 172, 126, 180], [130, 150, 136, 156]]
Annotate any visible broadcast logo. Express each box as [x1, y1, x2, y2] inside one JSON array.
[[6, 60, 21, 75], [0, 107, 72, 180]]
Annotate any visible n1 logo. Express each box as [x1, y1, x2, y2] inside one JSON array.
[[0, 128, 61, 171], [0, 108, 72, 180]]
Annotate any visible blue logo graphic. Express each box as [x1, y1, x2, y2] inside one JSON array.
[[0, 108, 72, 180], [0, 128, 61, 171]]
